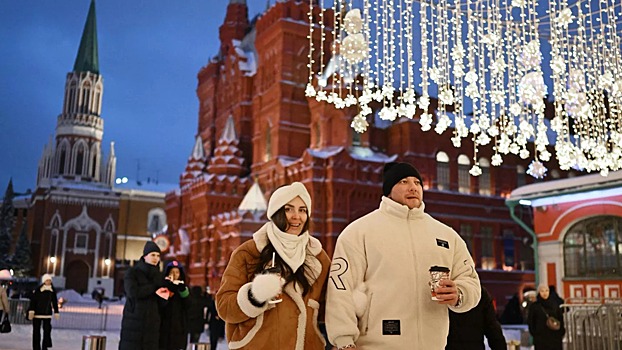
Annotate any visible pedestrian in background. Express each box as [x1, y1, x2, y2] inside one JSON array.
[[446, 285, 506, 350], [159, 260, 190, 350], [28, 274, 59, 350], [186, 286, 207, 344], [206, 292, 225, 349], [0, 269, 11, 323], [119, 241, 168, 350], [528, 284, 565, 350]]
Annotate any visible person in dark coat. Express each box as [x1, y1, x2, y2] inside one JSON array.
[[119, 241, 167, 350], [528, 284, 565, 350], [500, 293, 524, 324], [446, 285, 507, 350], [186, 286, 207, 344], [28, 274, 59, 350], [159, 260, 190, 350], [206, 293, 225, 350]]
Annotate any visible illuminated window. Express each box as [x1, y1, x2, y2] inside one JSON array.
[[517, 165, 526, 187], [478, 158, 491, 196], [436, 152, 450, 191], [564, 216, 622, 278], [458, 155, 470, 193], [460, 224, 474, 254]]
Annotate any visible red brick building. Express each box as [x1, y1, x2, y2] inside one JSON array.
[[165, 0, 577, 310]]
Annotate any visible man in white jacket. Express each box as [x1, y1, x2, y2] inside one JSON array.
[[326, 162, 481, 350]]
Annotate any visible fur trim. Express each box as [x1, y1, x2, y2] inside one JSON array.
[[251, 274, 282, 303], [353, 283, 368, 318], [283, 283, 307, 350], [237, 283, 267, 318], [308, 299, 327, 347]]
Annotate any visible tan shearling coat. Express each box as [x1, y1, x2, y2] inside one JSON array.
[[216, 223, 331, 350]]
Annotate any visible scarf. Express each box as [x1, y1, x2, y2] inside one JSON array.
[[40, 284, 53, 292], [266, 222, 309, 272]]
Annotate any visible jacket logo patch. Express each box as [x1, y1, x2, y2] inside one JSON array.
[[436, 238, 449, 249], [329, 257, 348, 290], [382, 320, 401, 335]]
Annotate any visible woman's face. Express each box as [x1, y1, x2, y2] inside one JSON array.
[[538, 286, 550, 300], [283, 196, 308, 235]]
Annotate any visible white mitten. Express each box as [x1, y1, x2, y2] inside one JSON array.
[[250, 273, 282, 304], [353, 283, 368, 318]]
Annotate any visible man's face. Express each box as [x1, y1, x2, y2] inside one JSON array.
[[389, 176, 423, 209], [144, 252, 160, 266]]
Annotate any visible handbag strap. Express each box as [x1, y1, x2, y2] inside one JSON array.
[[540, 304, 552, 318]]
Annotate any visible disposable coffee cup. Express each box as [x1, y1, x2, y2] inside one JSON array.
[[263, 265, 283, 304], [429, 266, 450, 301]]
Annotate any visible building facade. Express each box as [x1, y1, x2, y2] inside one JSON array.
[[18, 0, 170, 297], [508, 171, 622, 302], [164, 0, 579, 309]]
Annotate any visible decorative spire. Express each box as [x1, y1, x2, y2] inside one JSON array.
[[73, 0, 99, 74], [222, 114, 237, 144], [206, 116, 246, 176], [180, 135, 208, 187], [238, 181, 267, 212]]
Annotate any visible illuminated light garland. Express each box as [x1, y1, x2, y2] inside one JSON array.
[[307, 0, 622, 177]]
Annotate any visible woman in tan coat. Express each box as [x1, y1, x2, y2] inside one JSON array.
[[0, 269, 11, 322], [217, 182, 331, 350]]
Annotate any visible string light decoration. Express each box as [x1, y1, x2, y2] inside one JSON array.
[[306, 0, 622, 177]]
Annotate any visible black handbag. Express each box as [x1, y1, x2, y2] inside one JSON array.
[[0, 314, 11, 333]]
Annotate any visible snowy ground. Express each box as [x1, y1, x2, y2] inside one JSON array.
[[0, 324, 229, 350]]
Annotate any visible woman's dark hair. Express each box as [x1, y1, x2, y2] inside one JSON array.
[[253, 243, 312, 296], [270, 206, 310, 234], [252, 206, 312, 295]]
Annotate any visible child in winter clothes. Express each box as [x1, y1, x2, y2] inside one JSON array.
[[159, 260, 190, 350], [28, 274, 59, 350], [217, 182, 331, 350]]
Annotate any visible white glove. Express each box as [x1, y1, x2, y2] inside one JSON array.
[[250, 273, 282, 304]]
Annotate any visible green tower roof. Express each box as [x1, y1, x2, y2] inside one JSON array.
[[73, 0, 99, 74]]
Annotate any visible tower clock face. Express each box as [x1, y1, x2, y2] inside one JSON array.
[[154, 236, 170, 252]]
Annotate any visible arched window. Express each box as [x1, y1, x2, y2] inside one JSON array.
[[564, 216, 622, 278], [517, 165, 526, 187], [264, 125, 272, 162], [478, 157, 491, 196], [458, 155, 470, 193], [436, 151, 450, 190]]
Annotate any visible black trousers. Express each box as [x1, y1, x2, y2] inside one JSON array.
[[32, 318, 52, 350]]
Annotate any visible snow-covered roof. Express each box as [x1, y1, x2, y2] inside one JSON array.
[[307, 146, 396, 163], [114, 180, 178, 194], [238, 181, 267, 212], [508, 170, 622, 203], [232, 28, 257, 77]]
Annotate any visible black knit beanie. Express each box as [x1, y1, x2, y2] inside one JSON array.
[[143, 241, 161, 257], [382, 162, 423, 196]]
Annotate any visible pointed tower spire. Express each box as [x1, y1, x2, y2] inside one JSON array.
[[73, 0, 99, 74], [180, 135, 208, 187], [207, 115, 247, 176], [238, 181, 267, 212]]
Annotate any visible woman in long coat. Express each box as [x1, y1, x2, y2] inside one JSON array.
[[119, 241, 165, 350], [528, 284, 565, 350], [216, 182, 331, 350], [28, 274, 59, 350]]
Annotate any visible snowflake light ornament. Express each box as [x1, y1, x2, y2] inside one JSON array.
[[527, 160, 547, 178]]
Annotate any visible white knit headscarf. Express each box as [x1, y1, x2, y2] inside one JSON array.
[[266, 182, 312, 272]]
